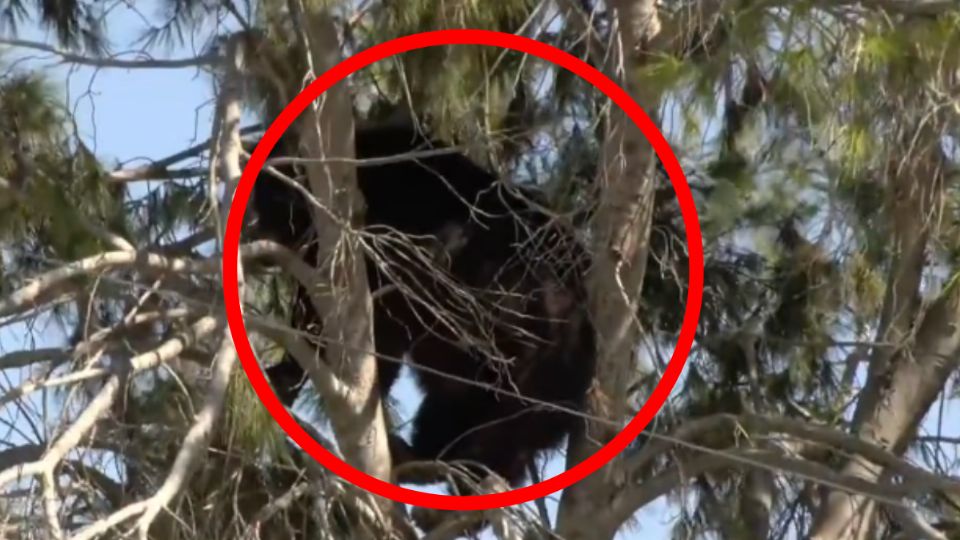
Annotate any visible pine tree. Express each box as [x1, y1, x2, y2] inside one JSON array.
[[1, 1, 959, 539]]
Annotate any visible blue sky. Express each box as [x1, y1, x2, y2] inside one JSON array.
[[0, 3, 677, 537]]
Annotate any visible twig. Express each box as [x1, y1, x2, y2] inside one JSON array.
[[134, 329, 239, 536], [106, 125, 262, 183], [0, 38, 216, 69], [0, 317, 219, 410]]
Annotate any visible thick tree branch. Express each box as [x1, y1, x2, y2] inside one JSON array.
[[0, 240, 316, 320], [134, 32, 247, 538], [106, 125, 262, 184], [0, 251, 211, 318], [0, 348, 70, 369], [811, 279, 960, 539], [622, 413, 960, 497], [556, 1, 664, 538], [811, 95, 954, 539], [280, 2, 392, 485], [611, 448, 937, 532]]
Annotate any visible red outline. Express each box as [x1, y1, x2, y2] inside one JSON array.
[[222, 29, 703, 511]]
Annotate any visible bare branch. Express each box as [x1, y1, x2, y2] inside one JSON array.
[[133, 31, 248, 537], [622, 413, 960, 497], [107, 166, 206, 182], [610, 449, 924, 529], [1, 316, 219, 410], [885, 505, 949, 540], [106, 125, 262, 184], [0, 38, 216, 68], [0, 251, 211, 318], [42, 470, 64, 540], [264, 145, 468, 168], [0, 348, 70, 370], [135, 330, 238, 536], [245, 317, 350, 400], [0, 241, 314, 320], [0, 377, 121, 489]]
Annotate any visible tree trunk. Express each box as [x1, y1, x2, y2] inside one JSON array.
[[278, 3, 392, 485], [555, 1, 662, 538], [810, 119, 954, 538]]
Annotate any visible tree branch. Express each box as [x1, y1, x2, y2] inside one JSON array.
[[556, 1, 664, 537], [622, 413, 960, 497], [2, 317, 219, 412], [134, 32, 248, 537], [0, 38, 215, 69]]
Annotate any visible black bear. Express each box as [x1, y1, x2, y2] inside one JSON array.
[[249, 121, 596, 489]]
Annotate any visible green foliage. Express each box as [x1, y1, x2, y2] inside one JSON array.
[[225, 368, 290, 460], [1, 0, 105, 53], [771, 47, 828, 127], [360, 0, 543, 142], [858, 27, 911, 73], [0, 73, 129, 267], [636, 53, 699, 98], [376, 0, 535, 38], [700, 179, 744, 237], [846, 251, 885, 328], [0, 72, 61, 139], [837, 122, 875, 175]]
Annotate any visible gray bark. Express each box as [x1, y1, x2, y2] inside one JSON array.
[[810, 117, 954, 538], [554, 1, 662, 538]]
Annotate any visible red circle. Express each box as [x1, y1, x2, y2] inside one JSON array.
[[222, 29, 703, 511]]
